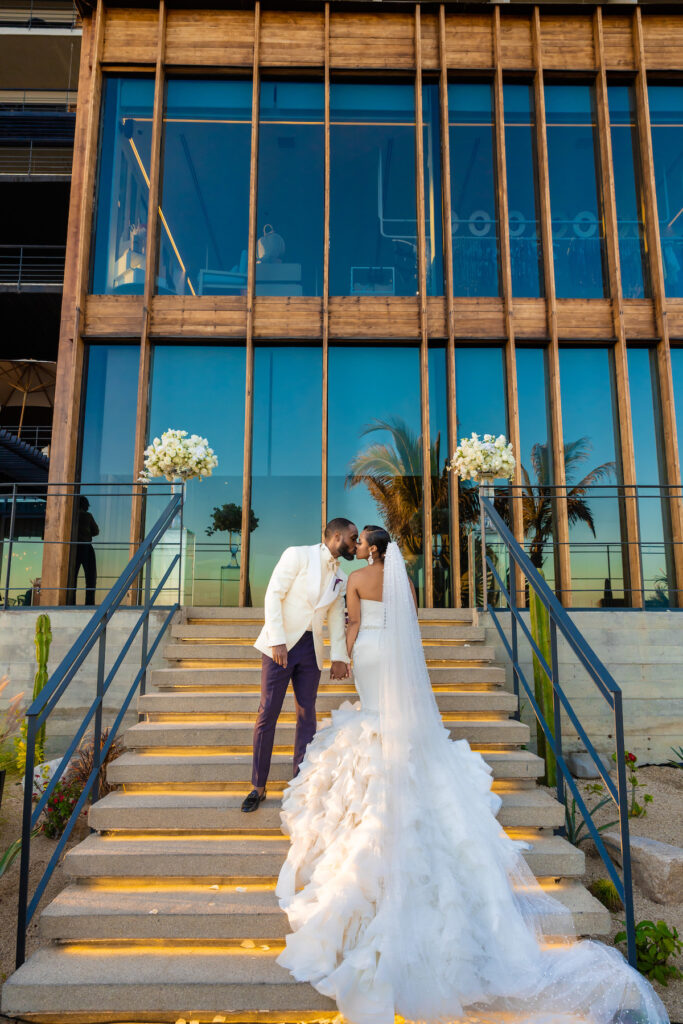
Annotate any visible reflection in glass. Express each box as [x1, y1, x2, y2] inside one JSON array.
[[90, 77, 154, 295], [515, 347, 556, 589], [503, 83, 544, 298], [156, 80, 252, 297], [256, 81, 324, 297], [146, 346, 246, 606], [330, 83, 417, 297], [423, 83, 444, 297], [649, 85, 683, 298], [608, 84, 650, 299], [545, 84, 607, 299], [249, 347, 322, 605], [448, 82, 500, 297], [77, 345, 139, 601], [328, 346, 424, 599], [627, 347, 672, 606], [673, 347, 683, 449], [428, 346, 451, 606], [559, 348, 622, 606]]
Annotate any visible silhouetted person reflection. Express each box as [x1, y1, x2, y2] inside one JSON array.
[[74, 496, 99, 605]]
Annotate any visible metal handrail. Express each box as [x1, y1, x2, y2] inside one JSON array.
[[478, 492, 636, 968], [0, 244, 66, 286], [15, 490, 184, 967]]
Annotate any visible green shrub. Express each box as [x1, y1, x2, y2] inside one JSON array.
[[42, 778, 83, 839], [615, 920, 683, 986], [589, 878, 622, 912]]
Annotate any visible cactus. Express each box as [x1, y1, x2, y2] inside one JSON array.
[[15, 614, 52, 773], [528, 573, 556, 787]]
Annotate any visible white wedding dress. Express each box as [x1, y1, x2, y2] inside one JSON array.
[[275, 545, 669, 1024]]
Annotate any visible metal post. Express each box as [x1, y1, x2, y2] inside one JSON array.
[[16, 715, 37, 968], [92, 622, 106, 806], [480, 484, 488, 612], [177, 482, 185, 606], [614, 690, 637, 968], [509, 545, 520, 718], [468, 531, 475, 609], [139, 551, 151, 708], [550, 617, 565, 831], [4, 483, 17, 608]]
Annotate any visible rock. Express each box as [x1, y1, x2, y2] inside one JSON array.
[[566, 749, 612, 779], [602, 831, 683, 904]]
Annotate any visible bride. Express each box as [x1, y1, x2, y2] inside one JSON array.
[[275, 526, 669, 1024]]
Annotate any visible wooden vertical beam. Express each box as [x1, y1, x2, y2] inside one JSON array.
[[532, 6, 572, 607], [239, 1, 261, 607], [493, 7, 525, 607], [438, 4, 461, 607], [41, 2, 104, 606], [415, 5, 434, 608], [128, 0, 166, 603], [633, 8, 683, 606], [321, 2, 330, 538], [594, 8, 643, 608]]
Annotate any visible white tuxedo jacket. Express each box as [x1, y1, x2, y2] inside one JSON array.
[[254, 544, 349, 671]]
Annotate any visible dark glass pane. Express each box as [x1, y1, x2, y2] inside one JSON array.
[[428, 346, 452, 606], [146, 346, 246, 605], [423, 82, 444, 296], [249, 346, 322, 605], [256, 81, 324, 297], [90, 77, 154, 295], [515, 347, 556, 589], [649, 84, 683, 298], [545, 84, 607, 299], [77, 345, 139, 601], [327, 346, 424, 599], [627, 347, 673, 606], [330, 83, 417, 297], [608, 84, 650, 299], [448, 82, 500, 297], [503, 83, 544, 298], [454, 345, 506, 441], [559, 347, 623, 606], [157, 80, 252, 297], [673, 347, 683, 444]]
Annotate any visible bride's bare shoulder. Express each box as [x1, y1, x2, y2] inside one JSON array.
[[348, 566, 371, 586]]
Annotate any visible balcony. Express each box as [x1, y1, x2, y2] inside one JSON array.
[[0, 245, 66, 292], [0, 1, 79, 30]]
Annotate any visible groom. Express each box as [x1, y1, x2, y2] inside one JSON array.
[[241, 518, 358, 812]]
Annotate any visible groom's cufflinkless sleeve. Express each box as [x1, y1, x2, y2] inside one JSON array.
[[264, 546, 301, 647], [327, 587, 350, 664]]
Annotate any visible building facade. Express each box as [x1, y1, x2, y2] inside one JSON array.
[[36, 0, 683, 610]]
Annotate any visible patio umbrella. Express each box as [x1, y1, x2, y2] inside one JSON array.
[[0, 359, 57, 438]]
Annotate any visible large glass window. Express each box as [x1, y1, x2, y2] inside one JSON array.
[[673, 347, 683, 446], [77, 345, 139, 601], [428, 346, 452, 606], [608, 83, 650, 299], [516, 347, 555, 588], [330, 83, 417, 297], [156, 80, 252, 297], [256, 81, 324, 297], [423, 82, 444, 297], [559, 347, 623, 606], [503, 83, 544, 298], [146, 346, 246, 605], [249, 346, 322, 605], [90, 77, 154, 295], [545, 83, 607, 299], [649, 84, 683, 298], [327, 346, 424, 596], [448, 82, 500, 297]]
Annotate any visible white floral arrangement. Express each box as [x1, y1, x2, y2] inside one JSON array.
[[449, 433, 516, 482], [139, 428, 218, 483]]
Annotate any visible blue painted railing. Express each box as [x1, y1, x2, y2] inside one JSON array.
[[15, 491, 184, 967], [479, 492, 636, 968]]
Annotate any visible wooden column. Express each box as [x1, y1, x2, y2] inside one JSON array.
[[633, 8, 683, 607], [415, 5, 434, 607], [532, 6, 572, 607], [238, 2, 261, 607], [41, 2, 104, 606], [438, 5, 460, 607], [593, 8, 644, 608], [493, 7, 525, 607], [321, 2, 330, 538], [128, 0, 167, 603]]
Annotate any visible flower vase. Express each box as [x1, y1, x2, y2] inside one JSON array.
[[478, 475, 496, 501]]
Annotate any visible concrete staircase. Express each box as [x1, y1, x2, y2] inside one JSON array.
[[2, 607, 609, 1021]]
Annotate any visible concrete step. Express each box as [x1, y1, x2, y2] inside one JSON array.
[[162, 642, 496, 663], [149, 664, 507, 688], [183, 606, 476, 623], [107, 747, 545, 787], [137, 689, 519, 717], [122, 717, 530, 750], [1, 944, 334, 1018], [64, 831, 585, 883], [41, 878, 608, 942], [88, 786, 560, 832], [171, 623, 487, 642]]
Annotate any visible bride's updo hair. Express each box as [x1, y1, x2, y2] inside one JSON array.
[[363, 525, 391, 561]]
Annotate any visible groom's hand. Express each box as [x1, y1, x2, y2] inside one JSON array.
[[271, 644, 288, 668], [330, 660, 350, 680]]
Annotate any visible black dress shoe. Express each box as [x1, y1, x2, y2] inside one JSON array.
[[241, 788, 266, 813]]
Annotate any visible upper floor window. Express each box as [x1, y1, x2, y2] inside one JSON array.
[[422, 81, 444, 296], [608, 83, 650, 299], [545, 82, 607, 299], [502, 82, 544, 298], [90, 76, 154, 295], [649, 83, 683, 298]]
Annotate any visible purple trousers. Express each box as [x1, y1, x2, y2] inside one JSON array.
[[251, 630, 321, 788]]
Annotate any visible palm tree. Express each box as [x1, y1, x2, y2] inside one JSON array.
[[521, 437, 616, 570]]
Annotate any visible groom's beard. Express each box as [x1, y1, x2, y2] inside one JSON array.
[[338, 542, 356, 561]]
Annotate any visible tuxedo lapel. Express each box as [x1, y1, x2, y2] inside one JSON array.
[[307, 544, 322, 607], [315, 570, 342, 611]]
